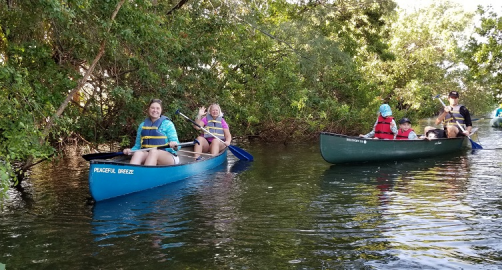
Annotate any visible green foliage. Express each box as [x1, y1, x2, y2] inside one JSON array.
[[0, 161, 11, 200], [462, 6, 502, 105], [1, 0, 501, 196], [360, 1, 482, 119], [0, 65, 55, 192]]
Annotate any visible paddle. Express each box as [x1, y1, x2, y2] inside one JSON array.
[[175, 109, 254, 161], [82, 140, 200, 161], [434, 95, 483, 149]]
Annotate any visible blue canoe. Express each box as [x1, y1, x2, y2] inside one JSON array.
[[88, 147, 227, 201]]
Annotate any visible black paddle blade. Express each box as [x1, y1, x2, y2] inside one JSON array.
[[82, 151, 125, 161], [81, 143, 197, 161]]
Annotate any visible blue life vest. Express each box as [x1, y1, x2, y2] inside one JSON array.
[[444, 105, 466, 130], [141, 115, 170, 148], [204, 116, 225, 140]]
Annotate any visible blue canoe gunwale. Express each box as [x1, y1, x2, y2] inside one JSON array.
[[320, 132, 469, 164], [88, 147, 228, 201]]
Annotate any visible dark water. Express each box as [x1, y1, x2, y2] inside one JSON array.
[[1, 119, 501, 269]]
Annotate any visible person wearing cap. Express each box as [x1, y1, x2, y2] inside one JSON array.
[[359, 104, 397, 139], [424, 91, 473, 138], [395, 117, 418, 140]]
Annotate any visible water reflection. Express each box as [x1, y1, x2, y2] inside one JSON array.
[[91, 159, 249, 247], [2, 119, 502, 269], [319, 152, 502, 269]]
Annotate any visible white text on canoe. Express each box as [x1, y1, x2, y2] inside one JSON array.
[[93, 168, 134, 174], [346, 138, 367, 144]]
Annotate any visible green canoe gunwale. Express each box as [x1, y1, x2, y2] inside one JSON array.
[[320, 132, 469, 164], [490, 117, 502, 127]]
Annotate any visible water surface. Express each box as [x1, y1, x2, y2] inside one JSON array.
[[1, 119, 501, 269]]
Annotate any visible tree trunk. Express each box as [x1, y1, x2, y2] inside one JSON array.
[[15, 0, 127, 186]]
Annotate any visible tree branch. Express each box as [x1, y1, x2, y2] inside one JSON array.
[[42, 0, 126, 139], [167, 0, 189, 16]]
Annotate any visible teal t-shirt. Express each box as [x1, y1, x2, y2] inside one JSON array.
[[131, 119, 180, 154]]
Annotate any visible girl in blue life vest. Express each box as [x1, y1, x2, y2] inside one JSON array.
[[395, 118, 418, 140], [193, 104, 232, 160], [359, 104, 397, 139], [123, 99, 180, 165]]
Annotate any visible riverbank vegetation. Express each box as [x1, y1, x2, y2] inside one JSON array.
[[1, 0, 501, 192]]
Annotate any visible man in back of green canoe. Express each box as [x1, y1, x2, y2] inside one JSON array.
[[423, 91, 473, 139]]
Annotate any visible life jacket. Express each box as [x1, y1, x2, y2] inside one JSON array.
[[204, 115, 226, 140], [374, 115, 394, 139], [443, 105, 466, 130], [396, 128, 414, 140], [140, 115, 169, 148]]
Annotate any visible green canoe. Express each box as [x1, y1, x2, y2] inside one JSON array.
[[490, 117, 502, 127], [320, 132, 468, 164]]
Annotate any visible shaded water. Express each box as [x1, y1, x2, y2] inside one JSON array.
[[1, 119, 502, 269]]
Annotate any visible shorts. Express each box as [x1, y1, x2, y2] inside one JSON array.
[[172, 154, 180, 164]]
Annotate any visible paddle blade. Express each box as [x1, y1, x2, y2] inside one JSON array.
[[228, 145, 253, 161], [82, 151, 124, 161], [469, 138, 483, 149]]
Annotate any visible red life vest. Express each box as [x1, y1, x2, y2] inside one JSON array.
[[396, 128, 414, 140], [374, 115, 394, 139]]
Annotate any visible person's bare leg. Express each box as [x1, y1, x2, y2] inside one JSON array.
[[446, 126, 459, 138], [210, 140, 225, 155], [130, 151, 148, 165], [145, 149, 176, 165], [194, 136, 209, 159]]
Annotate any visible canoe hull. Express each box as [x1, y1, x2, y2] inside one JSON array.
[[89, 149, 227, 201], [320, 132, 468, 164], [490, 117, 502, 127]]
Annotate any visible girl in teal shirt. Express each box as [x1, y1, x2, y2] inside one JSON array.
[[123, 99, 180, 165]]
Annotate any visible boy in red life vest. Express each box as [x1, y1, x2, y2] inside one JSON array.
[[395, 118, 418, 140], [359, 104, 397, 139]]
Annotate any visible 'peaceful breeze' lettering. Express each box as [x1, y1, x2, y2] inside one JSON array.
[[93, 168, 134, 174]]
